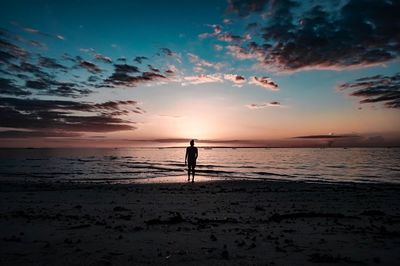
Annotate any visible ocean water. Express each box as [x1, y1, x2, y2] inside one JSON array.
[[0, 148, 399, 184]]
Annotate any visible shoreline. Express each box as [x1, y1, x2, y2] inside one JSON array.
[[1, 177, 400, 265], [1, 173, 400, 187]]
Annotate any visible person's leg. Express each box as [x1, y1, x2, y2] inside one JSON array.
[[191, 165, 195, 182], [187, 164, 191, 181]]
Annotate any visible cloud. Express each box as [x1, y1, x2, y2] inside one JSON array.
[[12, 21, 66, 41], [79, 60, 101, 73], [214, 44, 223, 51], [339, 73, 400, 109], [249, 76, 279, 90], [95, 53, 112, 64], [187, 53, 224, 70], [133, 56, 148, 64], [105, 63, 166, 87], [114, 63, 140, 73], [198, 24, 222, 39], [182, 74, 223, 85], [117, 57, 126, 62], [0, 97, 143, 134], [293, 134, 360, 139], [148, 64, 160, 72], [0, 37, 29, 59], [226, 44, 262, 60], [106, 70, 167, 87], [0, 77, 31, 96], [38, 56, 67, 70], [224, 0, 400, 72], [228, 0, 269, 16], [0, 130, 81, 138], [24, 78, 92, 98], [217, 32, 250, 43], [224, 74, 246, 87], [245, 101, 281, 109]]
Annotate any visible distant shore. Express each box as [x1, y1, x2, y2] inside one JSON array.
[[1, 178, 400, 265]]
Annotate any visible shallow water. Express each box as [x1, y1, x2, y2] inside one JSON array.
[[0, 148, 399, 184]]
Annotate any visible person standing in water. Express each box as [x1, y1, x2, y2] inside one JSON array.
[[185, 140, 198, 182]]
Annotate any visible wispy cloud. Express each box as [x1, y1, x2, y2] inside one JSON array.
[[245, 101, 281, 109], [339, 73, 400, 109], [182, 74, 223, 85], [223, 74, 246, 87], [11, 21, 65, 41], [249, 77, 279, 90]]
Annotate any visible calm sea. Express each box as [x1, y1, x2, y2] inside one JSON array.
[[0, 148, 399, 184]]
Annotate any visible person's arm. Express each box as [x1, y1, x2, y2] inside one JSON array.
[[195, 147, 198, 160], [185, 148, 188, 165]]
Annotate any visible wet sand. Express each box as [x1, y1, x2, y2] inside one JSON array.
[[1, 176, 400, 265]]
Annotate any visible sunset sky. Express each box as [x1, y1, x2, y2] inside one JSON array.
[[1, 0, 399, 147]]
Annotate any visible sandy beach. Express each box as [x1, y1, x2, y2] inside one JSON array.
[[1, 177, 400, 265]]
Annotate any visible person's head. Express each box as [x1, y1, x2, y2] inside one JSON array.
[[190, 139, 194, 146]]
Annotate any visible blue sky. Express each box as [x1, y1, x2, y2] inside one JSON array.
[[0, 0, 399, 147]]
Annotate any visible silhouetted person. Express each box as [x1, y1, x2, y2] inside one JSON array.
[[185, 140, 198, 182]]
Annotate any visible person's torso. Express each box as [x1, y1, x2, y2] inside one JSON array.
[[187, 146, 198, 161]]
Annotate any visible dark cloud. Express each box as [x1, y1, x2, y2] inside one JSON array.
[[79, 60, 101, 73], [38, 56, 67, 70], [0, 130, 81, 138], [47, 85, 92, 98], [114, 64, 139, 73], [117, 57, 127, 62], [0, 50, 17, 63], [245, 101, 281, 109], [293, 134, 360, 139], [160, 48, 173, 56], [269, 101, 280, 106], [24, 78, 91, 98], [0, 97, 143, 134], [148, 64, 160, 72], [87, 75, 100, 82], [228, 0, 269, 16], [25, 79, 49, 90], [249, 76, 279, 90], [339, 73, 400, 109], [0, 77, 31, 96], [106, 63, 166, 87], [133, 56, 148, 64], [225, 0, 400, 72], [106, 71, 166, 87], [0, 38, 29, 59], [236, 75, 245, 81], [9, 62, 53, 80]]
